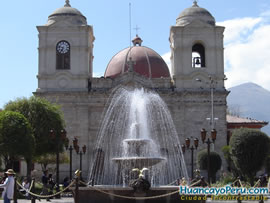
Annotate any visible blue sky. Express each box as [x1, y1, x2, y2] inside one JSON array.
[[1, 0, 270, 108]]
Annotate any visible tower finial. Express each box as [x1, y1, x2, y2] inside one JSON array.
[[65, 0, 71, 7], [132, 35, 143, 46], [193, 0, 198, 6], [132, 25, 142, 46]]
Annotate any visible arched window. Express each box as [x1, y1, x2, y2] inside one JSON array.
[[192, 43, 205, 68], [56, 40, 70, 69]]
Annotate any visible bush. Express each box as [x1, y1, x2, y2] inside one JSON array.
[[265, 155, 270, 175], [0, 111, 35, 170], [197, 149, 222, 183], [222, 145, 239, 177], [230, 128, 270, 184]]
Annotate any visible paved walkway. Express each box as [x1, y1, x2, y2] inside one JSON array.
[[207, 201, 270, 203], [0, 197, 269, 203], [0, 198, 74, 203], [0, 199, 269, 203]]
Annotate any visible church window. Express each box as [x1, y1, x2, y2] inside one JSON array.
[[192, 43, 205, 68], [56, 40, 70, 69]]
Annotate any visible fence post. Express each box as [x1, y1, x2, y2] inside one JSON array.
[[13, 177, 18, 203], [237, 194, 241, 203], [75, 176, 79, 203], [31, 178, 36, 203]]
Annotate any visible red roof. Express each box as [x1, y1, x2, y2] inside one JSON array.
[[227, 115, 268, 129]]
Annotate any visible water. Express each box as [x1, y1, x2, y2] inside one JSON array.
[[89, 87, 189, 186]]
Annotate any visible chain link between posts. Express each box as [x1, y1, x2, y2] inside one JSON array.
[[79, 180, 182, 200], [16, 179, 76, 199], [17, 179, 35, 197], [16, 176, 211, 200]]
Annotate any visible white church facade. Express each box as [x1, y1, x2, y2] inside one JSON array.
[[34, 0, 228, 179]]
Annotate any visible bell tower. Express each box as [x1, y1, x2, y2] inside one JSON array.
[[36, 1, 94, 92], [169, 1, 225, 90]]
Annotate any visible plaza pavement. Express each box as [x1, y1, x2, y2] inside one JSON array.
[[0, 197, 269, 203], [0, 197, 74, 203]]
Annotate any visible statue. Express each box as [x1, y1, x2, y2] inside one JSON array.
[[129, 168, 151, 192]]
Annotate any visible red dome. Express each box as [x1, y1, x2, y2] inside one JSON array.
[[104, 46, 170, 78]]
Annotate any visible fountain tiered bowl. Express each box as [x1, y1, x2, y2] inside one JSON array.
[[112, 138, 166, 168]]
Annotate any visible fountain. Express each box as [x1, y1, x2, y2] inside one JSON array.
[[112, 138, 166, 169], [79, 87, 192, 203]]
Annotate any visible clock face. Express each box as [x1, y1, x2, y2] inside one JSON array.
[[57, 41, 70, 54]]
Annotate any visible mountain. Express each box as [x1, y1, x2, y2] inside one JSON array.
[[227, 82, 270, 135]]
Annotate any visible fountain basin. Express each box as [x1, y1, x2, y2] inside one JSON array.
[[123, 139, 151, 145], [75, 186, 202, 203]]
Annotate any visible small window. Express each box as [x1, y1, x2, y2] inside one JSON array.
[[192, 43, 205, 68], [56, 40, 70, 69]]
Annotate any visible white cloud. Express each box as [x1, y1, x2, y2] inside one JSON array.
[[220, 15, 270, 90], [162, 12, 270, 91], [218, 17, 262, 44], [161, 52, 172, 75]]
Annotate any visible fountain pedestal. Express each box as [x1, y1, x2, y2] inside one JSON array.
[[112, 138, 165, 185]]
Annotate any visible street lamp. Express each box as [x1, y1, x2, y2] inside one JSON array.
[[65, 137, 87, 180], [49, 129, 66, 197], [181, 137, 199, 180], [65, 137, 78, 181], [74, 144, 87, 179], [200, 128, 217, 184]]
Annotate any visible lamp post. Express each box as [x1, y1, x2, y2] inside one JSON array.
[[49, 129, 67, 198], [200, 128, 217, 184], [196, 76, 219, 129], [181, 138, 199, 180], [80, 145, 87, 172], [65, 137, 78, 181], [74, 144, 87, 179]]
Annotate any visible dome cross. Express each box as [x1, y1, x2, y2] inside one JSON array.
[[65, 0, 71, 7], [193, 0, 198, 6], [134, 25, 140, 36]]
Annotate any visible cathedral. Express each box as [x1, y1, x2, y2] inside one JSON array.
[[35, 0, 228, 179]]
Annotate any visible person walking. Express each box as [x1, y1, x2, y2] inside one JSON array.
[[40, 170, 50, 201], [20, 178, 30, 199], [0, 169, 15, 203], [48, 174, 55, 195]]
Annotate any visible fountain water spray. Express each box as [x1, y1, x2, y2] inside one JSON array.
[[89, 87, 188, 186]]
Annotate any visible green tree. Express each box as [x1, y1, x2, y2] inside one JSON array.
[[4, 96, 65, 157], [230, 128, 270, 184], [264, 155, 270, 176], [197, 149, 222, 183], [0, 111, 35, 176], [222, 145, 239, 177], [35, 153, 69, 171]]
